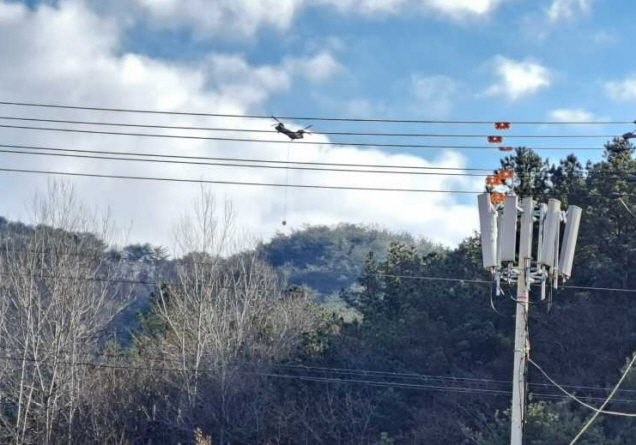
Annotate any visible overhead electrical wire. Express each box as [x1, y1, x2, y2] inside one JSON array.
[[0, 167, 483, 194], [0, 143, 631, 181], [5, 246, 636, 294], [0, 115, 622, 138], [1, 253, 636, 295], [0, 351, 510, 396], [0, 248, 493, 285], [0, 143, 495, 172], [1, 352, 636, 404], [0, 345, 513, 388], [261, 364, 636, 397], [529, 357, 636, 419], [4, 245, 636, 294], [0, 123, 606, 150], [0, 147, 492, 177], [0, 268, 491, 288], [0, 353, 516, 397], [0, 100, 631, 125], [568, 354, 636, 444], [2, 343, 636, 398], [561, 285, 636, 294], [618, 197, 636, 219], [10, 144, 619, 181]]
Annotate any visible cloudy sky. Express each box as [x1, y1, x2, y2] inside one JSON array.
[[0, 0, 633, 250]]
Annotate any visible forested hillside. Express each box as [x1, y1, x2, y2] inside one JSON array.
[[1, 146, 636, 444], [258, 224, 440, 302]]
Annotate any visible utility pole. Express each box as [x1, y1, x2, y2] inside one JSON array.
[[510, 197, 533, 445], [478, 187, 581, 445]]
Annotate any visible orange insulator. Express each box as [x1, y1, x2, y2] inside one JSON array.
[[485, 176, 499, 186], [497, 169, 514, 180], [490, 193, 505, 204]]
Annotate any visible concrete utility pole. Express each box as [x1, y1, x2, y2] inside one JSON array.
[[478, 188, 581, 445], [510, 197, 533, 445]]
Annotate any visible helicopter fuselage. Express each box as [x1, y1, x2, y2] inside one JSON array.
[[275, 123, 305, 140]]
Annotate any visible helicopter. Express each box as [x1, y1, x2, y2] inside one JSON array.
[[272, 117, 313, 140]]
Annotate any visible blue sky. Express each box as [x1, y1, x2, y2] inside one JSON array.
[[0, 0, 634, 249], [118, 0, 636, 166]]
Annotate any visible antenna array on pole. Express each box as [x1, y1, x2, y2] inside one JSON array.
[[477, 193, 582, 294]]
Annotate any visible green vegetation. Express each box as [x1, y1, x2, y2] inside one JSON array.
[[1, 145, 636, 444], [258, 223, 439, 304]]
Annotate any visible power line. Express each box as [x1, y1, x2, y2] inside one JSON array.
[[0, 271, 163, 287], [0, 115, 622, 138], [569, 353, 636, 444], [529, 357, 636, 418], [3, 257, 636, 297], [0, 269, 316, 295], [2, 343, 635, 396], [6, 245, 636, 295], [0, 143, 495, 172], [618, 197, 636, 219], [2, 143, 634, 183], [0, 351, 511, 396], [3, 145, 632, 181], [0, 167, 483, 194], [0, 345, 515, 388], [0, 268, 489, 288], [250, 363, 636, 396], [0, 351, 628, 403], [8, 243, 636, 294], [0, 147, 491, 177], [562, 285, 636, 294], [0, 247, 493, 286], [0, 101, 631, 125], [1, 352, 635, 404], [0, 353, 515, 397], [0, 123, 609, 150]]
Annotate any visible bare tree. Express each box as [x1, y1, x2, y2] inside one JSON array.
[[0, 180, 132, 445], [0, 183, 355, 445], [130, 187, 321, 444]]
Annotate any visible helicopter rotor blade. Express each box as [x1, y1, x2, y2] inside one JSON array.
[[302, 125, 313, 131], [271, 116, 282, 124]]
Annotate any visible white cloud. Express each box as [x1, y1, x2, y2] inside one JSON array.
[[411, 75, 459, 116], [203, 50, 341, 108], [317, 73, 459, 121], [341, 98, 392, 118], [549, 108, 596, 122], [547, 0, 592, 22], [283, 51, 343, 84], [485, 56, 552, 101], [133, 0, 506, 38], [135, 0, 300, 38], [605, 75, 636, 101], [0, 0, 479, 249], [320, 0, 406, 15], [324, 0, 507, 18], [423, 0, 505, 17]]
